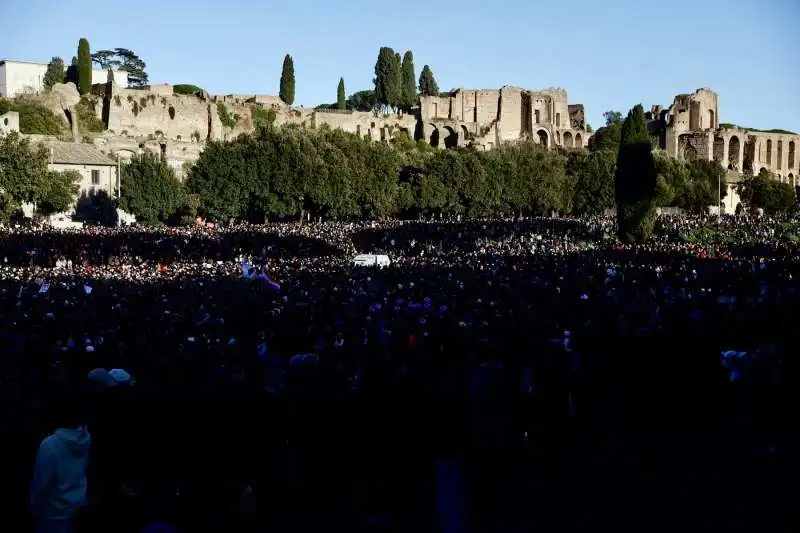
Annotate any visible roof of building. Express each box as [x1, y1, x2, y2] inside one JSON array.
[[0, 59, 48, 67], [44, 142, 117, 166]]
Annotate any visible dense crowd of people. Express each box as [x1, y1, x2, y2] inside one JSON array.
[[2, 214, 800, 533]]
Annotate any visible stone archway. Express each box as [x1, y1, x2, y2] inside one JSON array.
[[563, 131, 573, 148], [442, 126, 458, 149], [574, 133, 582, 148], [428, 125, 440, 147], [728, 136, 740, 170], [536, 129, 549, 148], [460, 125, 470, 145]]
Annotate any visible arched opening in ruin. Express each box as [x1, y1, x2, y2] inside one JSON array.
[[708, 110, 715, 130], [766, 139, 772, 165], [574, 133, 582, 148], [713, 136, 725, 164], [728, 136, 740, 170], [683, 144, 698, 162], [789, 141, 796, 169], [563, 132, 573, 148], [743, 137, 756, 174], [555, 131, 561, 145], [442, 126, 458, 149], [759, 167, 768, 176], [461, 125, 470, 143], [428, 125, 440, 147], [777, 140, 783, 170], [536, 129, 549, 148], [790, 173, 795, 187]]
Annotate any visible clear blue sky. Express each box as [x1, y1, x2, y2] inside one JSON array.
[[1, 0, 798, 132]]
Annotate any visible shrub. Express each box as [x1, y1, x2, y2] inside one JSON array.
[[0, 97, 67, 135], [168, 106, 176, 120], [76, 97, 105, 133], [173, 84, 204, 96], [139, 97, 147, 109], [216, 102, 236, 129], [251, 107, 276, 129], [132, 101, 140, 117]]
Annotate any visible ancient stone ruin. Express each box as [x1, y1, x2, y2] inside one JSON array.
[[648, 88, 799, 186]]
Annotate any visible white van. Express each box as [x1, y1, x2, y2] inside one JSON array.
[[351, 254, 391, 267]]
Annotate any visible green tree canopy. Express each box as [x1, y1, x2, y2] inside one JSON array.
[[0, 132, 79, 219], [77, 38, 92, 95], [615, 104, 658, 242], [279, 54, 296, 105], [739, 169, 796, 213], [337, 78, 346, 110], [91, 48, 149, 88], [119, 151, 185, 224], [401, 51, 416, 111], [374, 47, 400, 112], [418, 65, 439, 97], [43, 57, 66, 90]]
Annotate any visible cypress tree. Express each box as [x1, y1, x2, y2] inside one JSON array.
[[66, 57, 79, 85], [279, 54, 295, 105], [614, 104, 657, 242], [373, 47, 397, 112], [337, 78, 346, 110], [77, 38, 92, 95], [418, 65, 439, 97], [391, 53, 402, 111], [401, 51, 416, 111]]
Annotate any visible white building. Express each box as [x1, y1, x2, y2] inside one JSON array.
[[44, 141, 119, 200], [0, 59, 129, 98]]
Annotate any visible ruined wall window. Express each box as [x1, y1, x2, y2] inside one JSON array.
[[728, 136, 740, 170], [708, 110, 715, 130], [535, 110, 540, 124], [767, 139, 772, 165], [91, 169, 100, 185], [789, 141, 795, 169], [777, 140, 783, 170], [713, 136, 725, 163], [556, 113, 561, 128]]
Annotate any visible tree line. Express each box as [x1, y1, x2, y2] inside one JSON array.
[[110, 118, 753, 228], [2, 107, 792, 231]]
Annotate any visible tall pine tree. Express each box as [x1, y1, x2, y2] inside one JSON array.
[[337, 78, 346, 110], [401, 51, 416, 111], [374, 47, 401, 113], [418, 65, 439, 97], [77, 38, 92, 95], [279, 54, 295, 105], [614, 104, 657, 242]]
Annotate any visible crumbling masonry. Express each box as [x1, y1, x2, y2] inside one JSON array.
[[648, 88, 800, 186]]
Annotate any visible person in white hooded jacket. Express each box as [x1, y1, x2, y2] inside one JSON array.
[[30, 391, 91, 533]]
